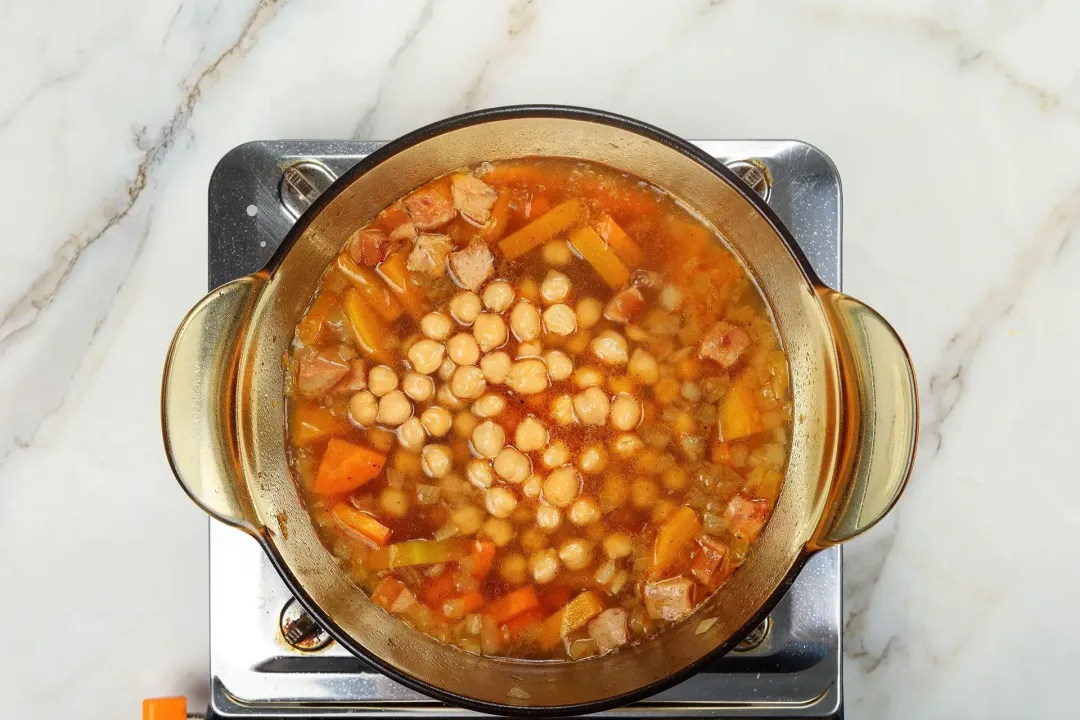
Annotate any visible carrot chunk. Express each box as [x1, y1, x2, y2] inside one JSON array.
[[313, 438, 387, 495], [652, 506, 702, 579], [487, 586, 540, 625], [376, 252, 428, 319], [420, 572, 457, 608], [498, 198, 584, 260], [567, 225, 630, 289], [371, 576, 407, 609], [539, 590, 605, 650], [296, 291, 339, 346], [366, 538, 472, 571], [594, 214, 645, 268], [289, 404, 349, 446], [475, 190, 512, 244], [719, 372, 764, 442], [336, 255, 404, 323], [342, 288, 394, 364], [469, 539, 497, 580], [501, 607, 544, 638], [332, 502, 392, 546]]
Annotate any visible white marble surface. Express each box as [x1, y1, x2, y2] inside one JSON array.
[[2, 0, 1078, 717]]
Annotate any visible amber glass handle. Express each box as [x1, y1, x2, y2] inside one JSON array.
[[810, 289, 919, 548], [161, 277, 263, 535]]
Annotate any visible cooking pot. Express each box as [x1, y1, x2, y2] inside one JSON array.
[[161, 106, 918, 715]]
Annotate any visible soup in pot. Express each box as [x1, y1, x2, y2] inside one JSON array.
[[285, 158, 790, 660]]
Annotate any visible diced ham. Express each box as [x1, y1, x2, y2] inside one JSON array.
[[451, 174, 498, 225], [332, 359, 368, 394], [587, 608, 629, 652], [690, 535, 730, 587], [603, 286, 645, 324], [448, 241, 494, 291], [699, 320, 751, 368], [347, 228, 390, 266], [404, 186, 456, 230], [644, 577, 696, 622], [724, 495, 770, 543], [389, 221, 418, 243], [296, 351, 350, 396], [406, 233, 453, 277], [389, 586, 417, 614]]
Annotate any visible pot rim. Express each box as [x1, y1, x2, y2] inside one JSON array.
[[254, 104, 829, 716]]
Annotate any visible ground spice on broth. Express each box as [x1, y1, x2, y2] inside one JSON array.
[[285, 157, 791, 660]]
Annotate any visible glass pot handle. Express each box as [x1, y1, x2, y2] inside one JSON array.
[[161, 277, 263, 535], [809, 289, 919, 548]]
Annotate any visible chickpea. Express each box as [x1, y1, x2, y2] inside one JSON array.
[[348, 390, 378, 426], [500, 552, 528, 585], [599, 475, 629, 513], [472, 394, 505, 418], [507, 359, 549, 395], [660, 285, 684, 312], [539, 270, 572, 304], [544, 350, 573, 381], [405, 340, 442, 375], [485, 486, 518, 518], [529, 549, 561, 584], [575, 297, 603, 329], [482, 281, 515, 312], [445, 333, 480, 367], [421, 312, 454, 341], [592, 330, 629, 365], [568, 497, 601, 526], [494, 447, 530, 484], [449, 291, 482, 325], [401, 371, 434, 402], [611, 432, 645, 458], [578, 443, 608, 474], [558, 538, 594, 571], [379, 487, 410, 518], [564, 330, 592, 355], [515, 342, 540, 361], [628, 348, 660, 385], [482, 517, 516, 547], [609, 376, 634, 395], [603, 531, 634, 559], [522, 474, 543, 499], [376, 390, 412, 426], [543, 466, 581, 507], [473, 313, 508, 352], [551, 394, 576, 425], [436, 383, 463, 409], [367, 428, 395, 453], [610, 393, 643, 431], [471, 420, 505, 459], [514, 415, 548, 452], [542, 304, 577, 335], [541, 239, 572, 267], [466, 459, 494, 489], [421, 444, 453, 478], [397, 417, 426, 451], [573, 387, 611, 426], [507, 301, 540, 342], [450, 365, 487, 400], [541, 440, 569, 469], [420, 406, 452, 437], [453, 410, 479, 437], [537, 504, 561, 531], [480, 351, 512, 384], [572, 367, 605, 389], [521, 526, 548, 552], [630, 477, 660, 508], [452, 504, 485, 535], [368, 365, 399, 396]]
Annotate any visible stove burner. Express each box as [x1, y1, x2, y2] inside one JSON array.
[[206, 139, 843, 718]]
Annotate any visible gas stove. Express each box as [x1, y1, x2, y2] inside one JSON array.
[[204, 139, 843, 719]]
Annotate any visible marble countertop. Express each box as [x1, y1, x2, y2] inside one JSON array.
[[3, 1, 1078, 718]]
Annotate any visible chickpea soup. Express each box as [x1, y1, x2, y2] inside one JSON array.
[[285, 158, 791, 660]]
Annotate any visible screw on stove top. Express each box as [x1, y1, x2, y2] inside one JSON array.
[[733, 615, 771, 652], [279, 597, 333, 652], [279, 160, 339, 218], [724, 159, 772, 202]]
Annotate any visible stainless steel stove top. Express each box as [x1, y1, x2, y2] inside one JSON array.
[[205, 139, 843, 719]]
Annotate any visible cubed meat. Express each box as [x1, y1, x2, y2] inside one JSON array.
[[405, 186, 456, 230], [690, 535, 730, 587], [448, 241, 494, 291], [724, 495, 770, 543], [389, 221, 418, 243], [296, 352, 350, 396], [347, 228, 390, 266], [603, 286, 645, 324], [407, 233, 453, 277], [332, 359, 368, 394], [451, 174, 498, 225], [644, 576, 696, 622], [587, 608, 629, 652], [699, 320, 751, 368]]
